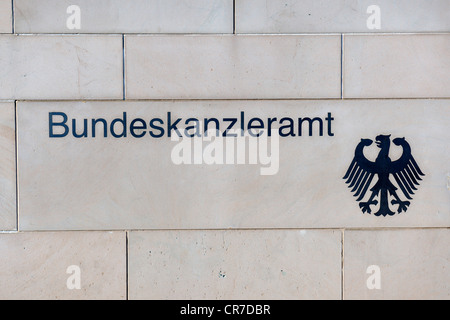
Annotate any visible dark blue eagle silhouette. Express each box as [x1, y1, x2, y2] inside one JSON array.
[[343, 135, 424, 216]]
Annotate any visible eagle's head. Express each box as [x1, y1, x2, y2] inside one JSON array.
[[375, 134, 391, 149]]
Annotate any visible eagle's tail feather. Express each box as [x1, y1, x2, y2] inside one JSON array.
[[348, 167, 363, 188], [343, 159, 356, 180], [354, 171, 369, 196], [356, 173, 375, 201], [408, 158, 424, 180], [393, 173, 413, 200]]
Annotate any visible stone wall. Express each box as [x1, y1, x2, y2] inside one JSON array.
[[0, 0, 448, 300]]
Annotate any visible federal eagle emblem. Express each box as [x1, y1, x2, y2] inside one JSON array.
[[344, 134, 424, 216]]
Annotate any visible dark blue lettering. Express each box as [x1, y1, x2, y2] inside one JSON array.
[[49, 112, 69, 138], [130, 118, 147, 138], [110, 112, 127, 138], [149, 118, 164, 138]]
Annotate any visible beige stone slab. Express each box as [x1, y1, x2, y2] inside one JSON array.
[[125, 35, 341, 99], [0, 0, 12, 33], [0, 102, 16, 230], [344, 34, 450, 98], [0, 35, 123, 100], [0, 231, 126, 299], [344, 229, 449, 300], [14, 0, 232, 34], [17, 100, 450, 230], [236, 0, 450, 33], [129, 229, 341, 299]]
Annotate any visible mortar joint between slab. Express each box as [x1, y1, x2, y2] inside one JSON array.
[[11, 0, 14, 34], [14, 100, 18, 231], [233, 0, 236, 34], [341, 34, 344, 100], [12, 227, 450, 233], [341, 228, 345, 300], [126, 230, 129, 300], [122, 34, 126, 101]]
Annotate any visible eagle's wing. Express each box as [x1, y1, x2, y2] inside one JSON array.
[[389, 138, 425, 200], [343, 139, 377, 201]]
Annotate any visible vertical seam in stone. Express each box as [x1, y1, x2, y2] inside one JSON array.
[[11, 0, 14, 34], [126, 230, 129, 300], [341, 229, 345, 300], [14, 100, 18, 231], [341, 34, 344, 99], [233, 0, 236, 34], [122, 34, 126, 100]]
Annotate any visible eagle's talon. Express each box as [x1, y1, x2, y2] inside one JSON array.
[[391, 199, 410, 213], [359, 200, 378, 214]]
